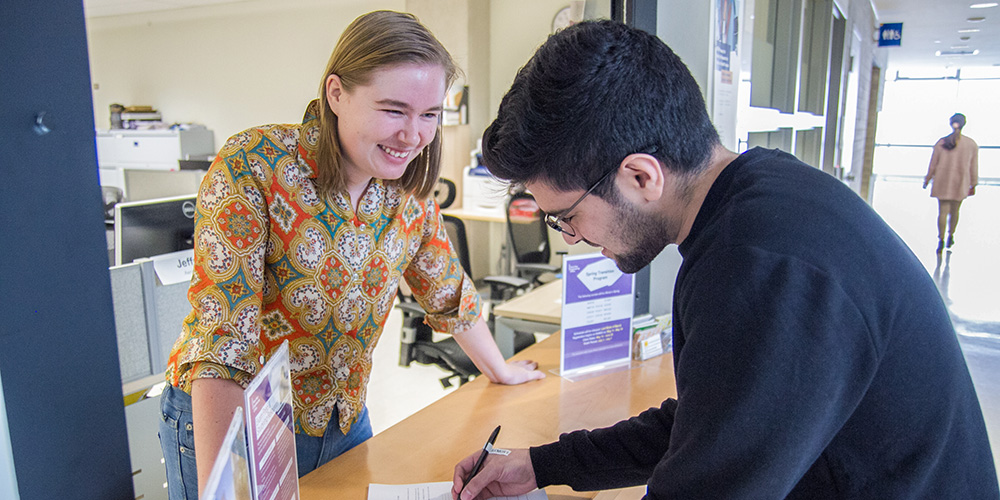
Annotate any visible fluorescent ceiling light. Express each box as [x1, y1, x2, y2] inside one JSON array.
[[936, 49, 980, 56], [958, 28, 981, 33], [970, 3, 998, 8]]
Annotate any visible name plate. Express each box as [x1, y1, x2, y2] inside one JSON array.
[[151, 248, 195, 285]]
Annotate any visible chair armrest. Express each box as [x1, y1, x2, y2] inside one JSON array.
[[515, 263, 561, 275], [482, 275, 531, 290]]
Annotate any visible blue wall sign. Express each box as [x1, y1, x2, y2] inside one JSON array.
[[879, 23, 903, 47]]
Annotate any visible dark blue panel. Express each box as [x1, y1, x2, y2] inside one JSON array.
[[0, 1, 134, 499]]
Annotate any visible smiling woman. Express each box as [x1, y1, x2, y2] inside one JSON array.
[[325, 62, 448, 207], [155, 10, 544, 500]]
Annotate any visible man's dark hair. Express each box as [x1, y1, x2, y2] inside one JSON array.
[[482, 20, 720, 196]]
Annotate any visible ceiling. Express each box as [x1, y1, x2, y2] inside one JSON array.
[[82, 0, 252, 18], [82, 0, 1000, 75], [872, 0, 1000, 75]]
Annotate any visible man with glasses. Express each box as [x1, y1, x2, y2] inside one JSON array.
[[452, 20, 998, 500]]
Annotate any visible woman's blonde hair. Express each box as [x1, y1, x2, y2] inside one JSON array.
[[317, 10, 459, 199]]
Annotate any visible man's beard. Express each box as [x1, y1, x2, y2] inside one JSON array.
[[608, 198, 674, 274]]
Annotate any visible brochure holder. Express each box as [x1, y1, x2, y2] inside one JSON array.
[[201, 341, 299, 500], [559, 253, 634, 380]]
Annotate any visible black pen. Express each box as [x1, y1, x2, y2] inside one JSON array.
[[459, 425, 501, 496]]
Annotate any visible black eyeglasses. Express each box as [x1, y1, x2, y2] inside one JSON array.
[[543, 165, 617, 238], [543, 147, 658, 238]]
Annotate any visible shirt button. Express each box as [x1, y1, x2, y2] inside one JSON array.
[[179, 446, 187, 453], [260, 355, 266, 364], [185, 423, 193, 431]]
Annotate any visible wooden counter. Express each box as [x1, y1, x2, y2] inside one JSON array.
[[299, 333, 675, 499]]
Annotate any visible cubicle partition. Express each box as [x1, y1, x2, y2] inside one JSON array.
[[110, 259, 190, 385], [110, 259, 191, 500]]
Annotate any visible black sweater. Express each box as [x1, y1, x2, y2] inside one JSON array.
[[530, 148, 998, 499]]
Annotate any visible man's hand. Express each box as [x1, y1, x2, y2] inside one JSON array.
[[452, 448, 537, 500]]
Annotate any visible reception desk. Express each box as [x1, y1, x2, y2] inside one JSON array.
[[299, 333, 676, 499]]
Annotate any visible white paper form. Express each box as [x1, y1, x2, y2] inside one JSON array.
[[367, 482, 547, 500]]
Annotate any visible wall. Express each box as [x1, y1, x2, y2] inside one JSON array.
[[656, 0, 712, 100], [486, 0, 614, 127], [87, 0, 405, 142], [843, 0, 887, 193]]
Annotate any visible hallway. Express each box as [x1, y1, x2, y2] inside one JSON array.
[[871, 176, 1000, 471]]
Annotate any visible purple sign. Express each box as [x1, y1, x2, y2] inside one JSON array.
[[563, 318, 632, 372], [564, 256, 633, 303], [561, 253, 634, 376], [244, 342, 299, 500]]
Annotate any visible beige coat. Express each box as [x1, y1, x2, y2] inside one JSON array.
[[926, 136, 979, 201]]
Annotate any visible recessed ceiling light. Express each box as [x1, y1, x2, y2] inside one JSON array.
[[936, 49, 980, 56], [967, 16, 987, 22], [970, 3, 998, 8], [959, 28, 981, 33]]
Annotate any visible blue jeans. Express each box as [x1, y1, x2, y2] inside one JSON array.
[[158, 384, 372, 499]]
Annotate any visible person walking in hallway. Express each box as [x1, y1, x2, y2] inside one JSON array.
[[924, 113, 979, 253]]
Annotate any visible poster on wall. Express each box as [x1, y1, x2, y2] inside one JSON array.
[[244, 341, 299, 500], [560, 253, 634, 378], [713, 0, 742, 150]]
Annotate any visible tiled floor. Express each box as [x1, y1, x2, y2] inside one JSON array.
[[366, 176, 1000, 476]]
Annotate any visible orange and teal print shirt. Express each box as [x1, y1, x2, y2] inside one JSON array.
[[166, 100, 481, 437]]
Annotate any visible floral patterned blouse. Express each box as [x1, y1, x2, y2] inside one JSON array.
[[166, 100, 481, 436]]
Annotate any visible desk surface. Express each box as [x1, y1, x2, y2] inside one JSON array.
[[299, 333, 675, 499], [493, 279, 563, 325], [442, 207, 506, 223]]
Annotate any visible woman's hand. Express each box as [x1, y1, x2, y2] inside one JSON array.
[[453, 318, 545, 385], [495, 359, 545, 385]]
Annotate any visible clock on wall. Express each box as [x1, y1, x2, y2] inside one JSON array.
[[552, 5, 574, 33]]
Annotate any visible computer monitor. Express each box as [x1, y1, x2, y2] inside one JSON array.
[[114, 194, 197, 266]]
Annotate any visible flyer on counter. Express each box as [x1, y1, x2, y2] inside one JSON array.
[[201, 407, 253, 500], [244, 341, 299, 500], [560, 253, 634, 378]]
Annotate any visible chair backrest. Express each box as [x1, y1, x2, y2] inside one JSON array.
[[442, 214, 473, 278], [506, 192, 550, 265], [101, 185, 123, 221], [435, 177, 457, 209]]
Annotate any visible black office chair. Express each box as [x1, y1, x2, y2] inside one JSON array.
[[397, 179, 536, 388], [506, 191, 561, 285]]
